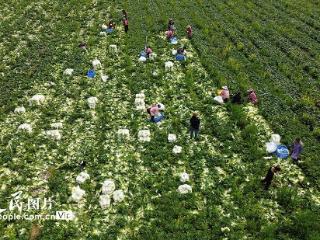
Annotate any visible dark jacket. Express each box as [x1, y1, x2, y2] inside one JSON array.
[[264, 167, 274, 183], [231, 92, 243, 104], [190, 116, 200, 130]]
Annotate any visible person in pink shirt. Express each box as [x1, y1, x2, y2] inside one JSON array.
[[166, 30, 174, 41], [220, 86, 230, 102], [147, 104, 159, 122], [247, 89, 258, 105], [145, 46, 152, 58], [122, 17, 129, 33], [150, 104, 159, 116]]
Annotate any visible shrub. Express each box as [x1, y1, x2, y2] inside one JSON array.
[[47, 168, 70, 203], [313, 127, 320, 141], [228, 105, 248, 129], [281, 210, 320, 240]]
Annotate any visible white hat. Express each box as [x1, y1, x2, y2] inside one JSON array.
[[222, 86, 228, 90]]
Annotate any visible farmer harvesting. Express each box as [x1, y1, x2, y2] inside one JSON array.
[[177, 46, 186, 55], [291, 138, 303, 163], [231, 92, 243, 104], [122, 17, 128, 33], [220, 86, 230, 102], [186, 25, 192, 39], [150, 104, 159, 117], [80, 160, 86, 170], [108, 20, 116, 29], [168, 18, 175, 31], [166, 29, 174, 41], [147, 104, 158, 122], [190, 112, 200, 139], [122, 10, 128, 33], [247, 89, 258, 105], [122, 9, 128, 19], [106, 20, 116, 33], [147, 103, 165, 122], [145, 46, 153, 58], [78, 42, 87, 50], [176, 46, 187, 61], [261, 165, 281, 190]]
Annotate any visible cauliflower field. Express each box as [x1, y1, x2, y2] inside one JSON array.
[[0, 1, 319, 239]]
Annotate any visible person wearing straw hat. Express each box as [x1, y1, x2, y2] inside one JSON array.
[[220, 86, 230, 103]]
